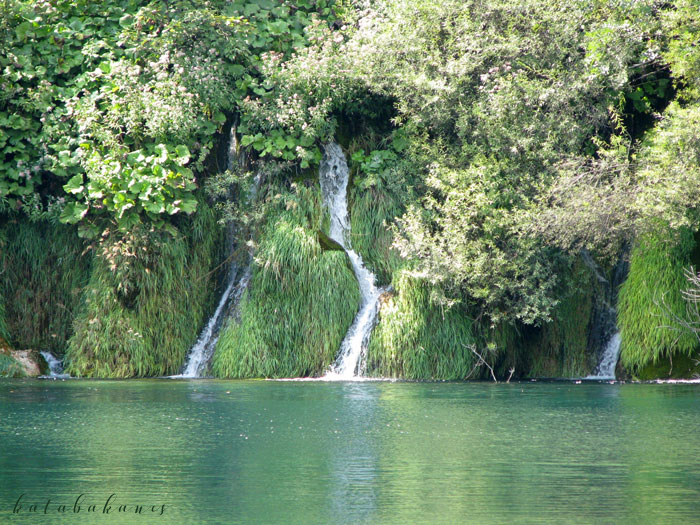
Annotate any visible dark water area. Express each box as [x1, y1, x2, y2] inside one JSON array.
[[1, 379, 699, 523]]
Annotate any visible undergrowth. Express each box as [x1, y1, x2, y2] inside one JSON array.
[[366, 270, 480, 379], [212, 182, 360, 378], [522, 259, 595, 378], [64, 199, 222, 377], [0, 217, 91, 354]]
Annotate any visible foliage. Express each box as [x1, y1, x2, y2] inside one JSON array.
[[661, 0, 700, 99], [618, 229, 699, 372], [394, 157, 570, 326], [347, 132, 412, 285], [0, 216, 91, 354], [523, 260, 596, 378], [0, 353, 25, 378], [239, 0, 666, 326], [366, 271, 480, 379], [64, 200, 221, 377], [0, 0, 342, 230], [213, 182, 360, 378]]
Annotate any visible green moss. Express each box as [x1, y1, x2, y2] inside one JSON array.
[[0, 352, 25, 378], [618, 228, 699, 372], [64, 200, 222, 378], [524, 260, 596, 378], [366, 270, 479, 379], [0, 218, 91, 354], [212, 183, 360, 378]]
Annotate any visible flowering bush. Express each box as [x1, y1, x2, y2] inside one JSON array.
[[1, 0, 341, 230]]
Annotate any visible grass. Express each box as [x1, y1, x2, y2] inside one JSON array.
[[349, 184, 404, 286], [64, 199, 222, 377], [523, 259, 596, 378], [366, 270, 480, 379], [0, 352, 25, 378], [212, 182, 361, 378], [618, 228, 699, 372], [0, 217, 92, 354]]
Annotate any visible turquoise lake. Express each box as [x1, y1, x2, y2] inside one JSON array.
[[1, 379, 699, 523]]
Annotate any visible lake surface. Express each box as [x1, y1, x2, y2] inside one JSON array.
[[1, 379, 699, 524]]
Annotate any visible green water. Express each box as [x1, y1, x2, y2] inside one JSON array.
[[1, 380, 699, 524]]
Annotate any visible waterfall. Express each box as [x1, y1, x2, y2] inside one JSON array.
[[586, 332, 622, 380], [177, 266, 247, 378], [320, 142, 385, 379], [39, 351, 69, 379], [581, 249, 628, 381], [176, 124, 257, 378]]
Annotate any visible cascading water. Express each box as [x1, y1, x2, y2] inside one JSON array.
[[177, 266, 250, 378], [581, 250, 628, 381], [176, 125, 257, 378], [586, 332, 622, 380], [40, 351, 69, 379], [320, 141, 385, 379]]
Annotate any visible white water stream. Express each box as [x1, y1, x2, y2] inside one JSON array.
[[177, 126, 257, 378], [586, 331, 622, 380], [320, 142, 385, 379], [177, 266, 252, 378], [40, 351, 70, 379]]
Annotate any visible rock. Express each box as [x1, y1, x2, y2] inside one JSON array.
[[10, 350, 45, 377], [378, 287, 395, 312], [317, 229, 345, 252]]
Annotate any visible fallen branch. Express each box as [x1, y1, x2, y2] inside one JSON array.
[[465, 344, 497, 383]]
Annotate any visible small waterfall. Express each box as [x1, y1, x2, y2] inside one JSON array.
[[178, 267, 245, 378], [581, 249, 628, 381], [39, 351, 69, 379], [586, 332, 622, 380], [320, 142, 385, 379], [176, 124, 257, 378]]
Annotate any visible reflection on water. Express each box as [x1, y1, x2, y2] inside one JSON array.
[[0, 380, 699, 523]]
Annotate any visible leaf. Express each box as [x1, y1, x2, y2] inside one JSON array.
[[179, 198, 197, 214], [119, 15, 135, 28], [213, 111, 226, 124], [63, 174, 84, 194], [174, 144, 190, 165], [60, 202, 89, 224], [154, 143, 168, 163], [78, 223, 100, 239]]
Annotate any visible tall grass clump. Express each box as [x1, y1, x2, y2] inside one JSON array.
[[0, 218, 91, 354], [64, 200, 221, 377], [212, 183, 360, 378], [349, 184, 404, 286], [618, 228, 699, 371], [366, 270, 480, 379]]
